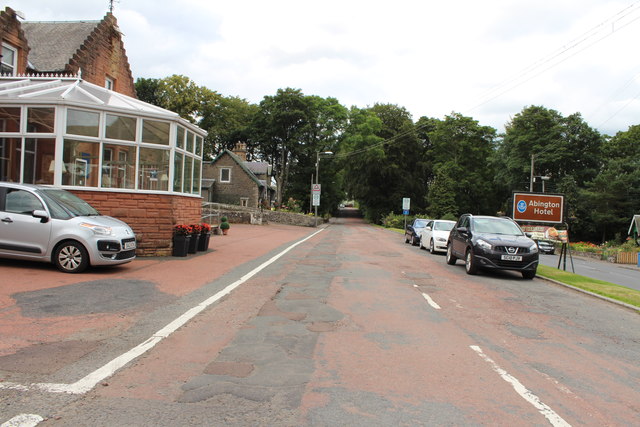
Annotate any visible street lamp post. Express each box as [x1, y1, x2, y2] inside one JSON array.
[[314, 151, 333, 226]]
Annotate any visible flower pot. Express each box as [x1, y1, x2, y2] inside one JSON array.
[[172, 234, 190, 257], [222, 229, 228, 235], [197, 233, 210, 251], [188, 234, 200, 254]]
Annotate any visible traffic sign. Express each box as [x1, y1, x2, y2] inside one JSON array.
[[402, 198, 410, 210], [312, 184, 321, 194], [312, 193, 320, 206], [512, 192, 564, 224]]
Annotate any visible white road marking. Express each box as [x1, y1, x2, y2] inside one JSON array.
[[421, 293, 441, 309], [1, 414, 44, 427], [0, 229, 325, 395], [470, 345, 571, 427]]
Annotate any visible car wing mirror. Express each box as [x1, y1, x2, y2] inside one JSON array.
[[32, 209, 50, 223], [456, 226, 468, 233]]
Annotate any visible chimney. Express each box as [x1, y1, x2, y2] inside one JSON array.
[[232, 142, 247, 161]]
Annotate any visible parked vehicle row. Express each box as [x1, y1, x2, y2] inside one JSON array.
[[0, 182, 136, 273], [405, 213, 543, 280], [404, 218, 431, 246]]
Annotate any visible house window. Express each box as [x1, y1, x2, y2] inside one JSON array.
[[220, 167, 231, 183], [240, 198, 248, 207], [105, 77, 114, 90], [1, 44, 17, 75]]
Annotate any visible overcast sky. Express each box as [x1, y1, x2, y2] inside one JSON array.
[[7, 0, 640, 136]]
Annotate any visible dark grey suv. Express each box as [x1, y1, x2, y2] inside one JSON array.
[[446, 214, 539, 279]]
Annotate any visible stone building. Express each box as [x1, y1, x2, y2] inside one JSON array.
[[203, 143, 275, 208]]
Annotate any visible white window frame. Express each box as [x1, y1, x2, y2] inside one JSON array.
[[105, 77, 114, 91], [1, 43, 17, 76], [220, 167, 231, 183]]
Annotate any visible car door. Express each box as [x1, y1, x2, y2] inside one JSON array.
[[452, 215, 470, 256], [0, 188, 52, 258]]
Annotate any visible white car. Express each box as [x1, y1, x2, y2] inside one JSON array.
[[0, 182, 136, 273], [419, 219, 456, 254]]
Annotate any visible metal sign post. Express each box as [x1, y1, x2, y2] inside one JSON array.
[[312, 184, 321, 226]]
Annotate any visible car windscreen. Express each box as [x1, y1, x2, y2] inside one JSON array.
[[414, 220, 429, 228], [39, 189, 100, 217], [472, 218, 523, 235], [434, 221, 455, 231]]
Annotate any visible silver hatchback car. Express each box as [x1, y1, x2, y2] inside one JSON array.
[[0, 182, 136, 273]]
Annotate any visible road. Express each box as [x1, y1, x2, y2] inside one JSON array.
[[1, 217, 639, 426], [537, 251, 640, 291]]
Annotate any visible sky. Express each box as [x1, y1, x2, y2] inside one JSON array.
[[7, 0, 640, 136]]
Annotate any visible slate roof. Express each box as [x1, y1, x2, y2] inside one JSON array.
[[21, 21, 99, 72]]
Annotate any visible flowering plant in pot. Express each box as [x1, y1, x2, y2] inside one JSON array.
[[187, 224, 202, 253], [172, 224, 192, 256], [197, 223, 212, 251]]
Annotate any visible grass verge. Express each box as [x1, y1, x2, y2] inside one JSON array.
[[537, 265, 640, 309]]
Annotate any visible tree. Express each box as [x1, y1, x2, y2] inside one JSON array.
[[248, 88, 313, 206], [428, 113, 498, 215]]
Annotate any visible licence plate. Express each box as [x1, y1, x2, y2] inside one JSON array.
[[124, 241, 136, 250], [501, 255, 522, 261]]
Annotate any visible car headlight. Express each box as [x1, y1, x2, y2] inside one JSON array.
[[529, 243, 539, 253], [476, 239, 493, 251], [80, 222, 113, 236]]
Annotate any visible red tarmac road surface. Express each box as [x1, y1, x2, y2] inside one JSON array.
[[1, 215, 639, 426]]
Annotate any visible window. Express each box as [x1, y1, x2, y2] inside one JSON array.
[[62, 139, 99, 187], [22, 138, 55, 185], [0, 107, 21, 132], [220, 167, 231, 183], [240, 198, 248, 207], [173, 152, 184, 192], [0, 138, 20, 181], [102, 144, 136, 189], [66, 109, 99, 137], [1, 43, 17, 75], [106, 114, 136, 141], [5, 189, 43, 214], [105, 77, 114, 90], [27, 108, 55, 133], [138, 147, 170, 190], [142, 119, 170, 145], [175, 126, 185, 149]]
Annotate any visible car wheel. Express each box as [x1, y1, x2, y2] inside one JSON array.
[[465, 248, 478, 275], [429, 239, 435, 254], [405, 235, 410, 244], [522, 269, 536, 280], [54, 240, 89, 273], [411, 236, 418, 246], [446, 243, 457, 265], [419, 238, 424, 250]]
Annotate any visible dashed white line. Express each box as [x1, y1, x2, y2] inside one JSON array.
[[470, 345, 571, 427], [1, 414, 44, 427], [421, 293, 441, 309], [0, 228, 325, 396]]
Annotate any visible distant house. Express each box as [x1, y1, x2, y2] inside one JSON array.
[[203, 143, 275, 208], [1, 6, 135, 96]]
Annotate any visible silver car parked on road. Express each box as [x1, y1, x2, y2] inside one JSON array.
[[0, 182, 136, 273]]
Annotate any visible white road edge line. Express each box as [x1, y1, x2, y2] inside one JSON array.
[[0, 228, 325, 396], [469, 345, 571, 427], [421, 293, 441, 309], [1, 414, 44, 427]]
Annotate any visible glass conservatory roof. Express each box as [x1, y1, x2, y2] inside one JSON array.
[[0, 75, 198, 128]]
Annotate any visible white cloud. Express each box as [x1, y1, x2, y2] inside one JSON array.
[[7, 0, 640, 135]]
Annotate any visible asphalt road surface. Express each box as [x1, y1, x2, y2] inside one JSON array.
[[537, 251, 640, 291], [1, 218, 639, 426]]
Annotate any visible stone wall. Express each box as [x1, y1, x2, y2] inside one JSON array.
[[202, 202, 319, 228], [72, 190, 202, 256]]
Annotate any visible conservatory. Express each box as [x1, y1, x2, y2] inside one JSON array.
[[0, 75, 207, 256]]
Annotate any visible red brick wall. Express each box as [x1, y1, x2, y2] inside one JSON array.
[[70, 190, 202, 256], [67, 13, 136, 97], [0, 7, 30, 73]]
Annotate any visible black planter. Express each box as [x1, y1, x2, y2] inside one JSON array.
[[197, 233, 210, 251], [172, 234, 190, 257], [187, 234, 200, 254]]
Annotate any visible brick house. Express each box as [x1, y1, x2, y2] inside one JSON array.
[[203, 143, 275, 208], [0, 6, 206, 256], [1, 7, 135, 96]]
